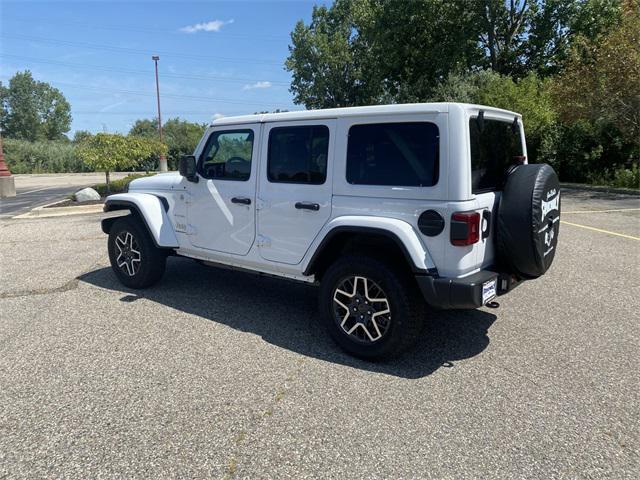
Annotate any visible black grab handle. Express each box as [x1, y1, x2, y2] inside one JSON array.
[[231, 197, 251, 205], [295, 202, 320, 211]]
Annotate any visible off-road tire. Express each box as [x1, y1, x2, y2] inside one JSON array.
[[319, 255, 425, 360], [107, 215, 167, 289]]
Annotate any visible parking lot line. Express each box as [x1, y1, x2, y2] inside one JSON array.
[[560, 220, 640, 241], [15, 186, 58, 195], [563, 208, 640, 214]]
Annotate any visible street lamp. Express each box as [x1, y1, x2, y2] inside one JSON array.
[[152, 55, 168, 172], [0, 126, 16, 198]]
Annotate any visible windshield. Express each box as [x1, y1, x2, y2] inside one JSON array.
[[469, 116, 523, 193]]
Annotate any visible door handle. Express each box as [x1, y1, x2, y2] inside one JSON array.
[[231, 197, 252, 205], [295, 202, 320, 211]]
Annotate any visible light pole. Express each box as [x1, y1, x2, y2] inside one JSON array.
[[0, 126, 16, 198], [152, 55, 168, 172]]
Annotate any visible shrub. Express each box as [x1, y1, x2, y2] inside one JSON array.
[[588, 164, 640, 189], [2, 138, 90, 174], [92, 173, 155, 196], [537, 120, 637, 184]]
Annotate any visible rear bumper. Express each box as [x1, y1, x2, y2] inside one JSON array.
[[416, 270, 521, 309]]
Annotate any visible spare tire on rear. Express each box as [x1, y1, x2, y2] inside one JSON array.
[[497, 164, 561, 279]]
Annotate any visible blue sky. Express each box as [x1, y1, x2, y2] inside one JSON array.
[[0, 0, 330, 136]]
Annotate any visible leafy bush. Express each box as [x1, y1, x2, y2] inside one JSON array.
[[2, 138, 90, 174], [588, 164, 640, 189], [612, 165, 640, 189], [537, 120, 637, 184], [92, 173, 155, 196]]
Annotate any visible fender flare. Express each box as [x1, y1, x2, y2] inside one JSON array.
[[302, 216, 436, 276], [102, 193, 179, 248]]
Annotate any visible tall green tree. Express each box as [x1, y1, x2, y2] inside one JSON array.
[[478, 0, 622, 77], [129, 117, 206, 169], [0, 71, 72, 141], [285, 0, 381, 108], [552, 2, 639, 149], [286, 0, 623, 108], [129, 118, 159, 138]]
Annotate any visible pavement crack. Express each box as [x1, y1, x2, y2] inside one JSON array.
[[0, 278, 80, 299], [0, 260, 105, 299], [0, 235, 103, 246]]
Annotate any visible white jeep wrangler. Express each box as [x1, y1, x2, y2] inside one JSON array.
[[102, 103, 561, 359]]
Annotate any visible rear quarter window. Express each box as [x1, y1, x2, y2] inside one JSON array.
[[346, 122, 439, 187], [469, 117, 523, 193]]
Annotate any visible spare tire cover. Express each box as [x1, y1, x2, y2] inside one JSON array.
[[497, 164, 561, 279]]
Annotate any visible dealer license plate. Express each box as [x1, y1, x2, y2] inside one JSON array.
[[482, 279, 497, 304]]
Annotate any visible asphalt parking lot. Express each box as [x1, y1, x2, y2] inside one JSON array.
[[0, 173, 129, 219], [0, 188, 638, 479]]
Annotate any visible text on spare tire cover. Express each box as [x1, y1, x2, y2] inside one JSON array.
[[541, 188, 560, 222]]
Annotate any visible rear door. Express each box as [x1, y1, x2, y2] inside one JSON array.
[[468, 111, 526, 269], [257, 119, 335, 264]]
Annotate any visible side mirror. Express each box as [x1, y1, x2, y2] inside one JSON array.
[[179, 155, 199, 182]]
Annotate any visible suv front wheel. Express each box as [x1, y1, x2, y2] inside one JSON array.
[[107, 216, 167, 289], [319, 255, 424, 360]]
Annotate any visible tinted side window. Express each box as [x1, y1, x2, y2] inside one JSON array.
[[268, 125, 329, 184], [199, 130, 254, 181], [346, 122, 439, 187], [469, 118, 523, 193]]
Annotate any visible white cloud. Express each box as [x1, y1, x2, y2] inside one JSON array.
[[179, 19, 234, 34], [212, 113, 225, 121], [243, 81, 272, 91]]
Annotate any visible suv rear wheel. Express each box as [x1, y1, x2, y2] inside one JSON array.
[[107, 216, 167, 289], [319, 255, 424, 360]]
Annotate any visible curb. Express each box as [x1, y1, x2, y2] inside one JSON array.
[[560, 183, 640, 196], [12, 200, 104, 219]]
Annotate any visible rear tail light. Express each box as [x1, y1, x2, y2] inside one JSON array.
[[450, 211, 480, 246]]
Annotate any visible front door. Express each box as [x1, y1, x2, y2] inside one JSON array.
[[257, 120, 335, 264], [187, 125, 260, 256]]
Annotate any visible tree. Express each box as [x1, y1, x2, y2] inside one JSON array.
[[285, 0, 382, 109], [431, 70, 555, 162], [129, 118, 159, 138], [72, 130, 93, 144], [0, 71, 72, 141], [285, 0, 623, 108], [77, 133, 167, 191], [129, 117, 206, 169], [552, 1, 639, 149], [477, 0, 622, 77], [163, 118, 207, 166], [358, 0, 482, 103]]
